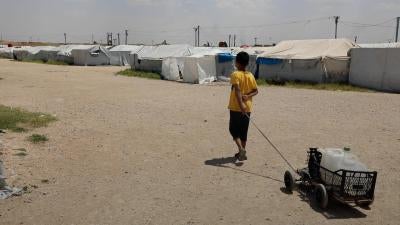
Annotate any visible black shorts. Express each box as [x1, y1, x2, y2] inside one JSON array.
[[229, 110, 251, 142]]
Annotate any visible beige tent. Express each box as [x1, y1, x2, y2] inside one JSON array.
[[349, 48, 400, 93], [257, 39, 357, 83]]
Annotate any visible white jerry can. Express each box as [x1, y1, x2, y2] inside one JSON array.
[[319, 148, 368, 185]]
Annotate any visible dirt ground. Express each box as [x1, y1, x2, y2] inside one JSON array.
[[0, 58, 399, 225]]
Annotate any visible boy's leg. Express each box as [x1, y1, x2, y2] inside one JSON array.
[[230, 111, 247, 160], [241, 140, 247, 150], [234, 138, 245, 152], [238, 112, 251, 160]]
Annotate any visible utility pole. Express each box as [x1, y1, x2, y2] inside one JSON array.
[[254, 37, 258, 46], [106, 33, 113, 46], [334, 16, 340, 39], [64, 33, 67, 45], [233, 35, 236, 47], [117, 33, 120, 45], [395, 17, 400, 42], [125, 30, 128, 45], [91, 33, 94, 44], [197, 25, 200, 47], [193, 27, 198, 47], [354, 36, 358, 43], [228, 34, 231, 47]]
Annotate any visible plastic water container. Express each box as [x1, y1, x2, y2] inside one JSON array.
[[319, 148, 368, 185]]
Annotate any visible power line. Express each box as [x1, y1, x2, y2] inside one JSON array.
[[340, 18, 397, 28], [201, 16, 333, 30]]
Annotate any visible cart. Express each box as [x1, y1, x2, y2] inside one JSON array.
[[284, 148, 378, 209]]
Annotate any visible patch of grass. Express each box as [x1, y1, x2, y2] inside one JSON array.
[[12, 127, 27, 133], [46, 60, 69, 66], [256, 79, 373, 92], [13, 148, 27, 152], [0, 105, 57, 132], [116, 69, 161, 80], [27, 134, 48, 144]]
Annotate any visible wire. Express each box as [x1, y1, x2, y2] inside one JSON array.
[[246, 115, 297, 173], [201, 16, 332, 30], [340, 18, 396, 28]]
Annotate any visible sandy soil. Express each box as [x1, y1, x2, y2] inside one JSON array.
[[0, 58, 399, 225]]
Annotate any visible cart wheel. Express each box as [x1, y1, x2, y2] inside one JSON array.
[[315, 184, 328, 209], [284, 171, 295, 192]]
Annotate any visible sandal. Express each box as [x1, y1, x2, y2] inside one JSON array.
[[235, 150, 248, 161]]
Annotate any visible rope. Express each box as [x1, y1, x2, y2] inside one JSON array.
[[246, 114, 297, 173]]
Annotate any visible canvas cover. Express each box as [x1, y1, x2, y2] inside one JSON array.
[[258, 39, 356, 60], [109, 45, 143, 66], [349, 48, 400, 93], [137, 44, 192, 59], [257, 39, 355, 83]]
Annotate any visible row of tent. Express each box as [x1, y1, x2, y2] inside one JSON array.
[[0, 39, 399, 93]]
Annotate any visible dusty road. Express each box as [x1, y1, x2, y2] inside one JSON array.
[[0, 59, 399, 225]]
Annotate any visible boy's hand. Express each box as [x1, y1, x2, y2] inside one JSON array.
[[242, 95, 249, 101]]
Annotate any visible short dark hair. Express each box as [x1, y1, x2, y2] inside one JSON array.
[[236, 51, 250, 66]]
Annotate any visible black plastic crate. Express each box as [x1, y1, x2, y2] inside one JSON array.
[[307, 149, 377, 202]]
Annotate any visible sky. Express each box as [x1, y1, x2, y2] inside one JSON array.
[[0, 0, 399, 45]]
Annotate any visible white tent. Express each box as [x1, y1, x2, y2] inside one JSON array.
[[130, 44, 192, 73], [109, 45, 143, 66], [54, 45, 91, 64], [71, 45, 111, 66], [162, 47, 228, 83], [349, 48, 400, 93], [0, 47, 14, 59], [257, 39, 356, 83], [13, 46, 59, 62], [181, 55, 218, 84]]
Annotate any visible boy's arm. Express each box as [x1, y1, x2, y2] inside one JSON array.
[[242, 89, 258, 101], [243, 76, 259, 100], [233, 84, 247, 113]]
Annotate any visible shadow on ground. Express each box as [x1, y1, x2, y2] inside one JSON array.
[[204, 156, 283, 184], [205, 156, 368, 220], [280, 186, 368, 219]]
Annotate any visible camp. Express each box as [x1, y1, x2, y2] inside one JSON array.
[[349, 46, 400, 93], [257, 39, 356, 83]]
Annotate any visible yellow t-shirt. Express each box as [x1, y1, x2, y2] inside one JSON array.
[[228, 71, 258, 112]]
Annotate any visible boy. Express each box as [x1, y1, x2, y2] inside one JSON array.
[[228, 52, 258, 161]]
